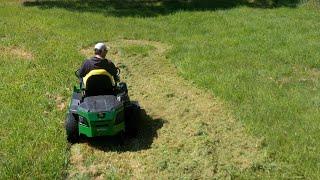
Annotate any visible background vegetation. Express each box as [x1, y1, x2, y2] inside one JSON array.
[[0, 0, 319, 178]]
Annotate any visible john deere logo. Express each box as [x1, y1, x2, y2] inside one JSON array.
[[98, 112, 105, 118], [97, 128, 107, 131]]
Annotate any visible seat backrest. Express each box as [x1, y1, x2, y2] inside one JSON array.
[[83, 69, 115, 96]]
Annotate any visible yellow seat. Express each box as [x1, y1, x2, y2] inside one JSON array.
[[83, 69, 116, 96], [83, 69, 115, 88]]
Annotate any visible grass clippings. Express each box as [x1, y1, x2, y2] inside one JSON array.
[[70, 39, 266, 179]]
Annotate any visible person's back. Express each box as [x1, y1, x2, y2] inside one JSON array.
[[79, 43, 119, 96], [79, 56, 118, 79]]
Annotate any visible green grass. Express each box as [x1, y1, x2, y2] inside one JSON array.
[[166, 7, 320, 178], [0, 0, 319, 178]]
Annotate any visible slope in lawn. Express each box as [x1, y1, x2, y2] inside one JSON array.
[[1, 0, 319, 178], [67, 39, 264, 179]]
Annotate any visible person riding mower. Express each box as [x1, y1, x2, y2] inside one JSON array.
[[65, 43, 140, 143]]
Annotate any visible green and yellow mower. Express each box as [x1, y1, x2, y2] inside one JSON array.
[[65, 68, 140, 143]]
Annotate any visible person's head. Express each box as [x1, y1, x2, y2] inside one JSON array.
[[94, 42, 109, 58]]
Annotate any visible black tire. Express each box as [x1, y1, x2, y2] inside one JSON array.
[[116, 131, 126, 145], [124, 104, 140, 137], [65, 113, 79, 143]]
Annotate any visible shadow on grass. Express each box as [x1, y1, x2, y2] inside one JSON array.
[[81, 109, 166, 152], [23, 0, 301, 18]]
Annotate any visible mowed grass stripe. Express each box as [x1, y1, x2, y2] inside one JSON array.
[[68, 39, 263, 179]]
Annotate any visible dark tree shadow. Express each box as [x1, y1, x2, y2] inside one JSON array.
[[81, 108, 166, 152], [23, 0, 301, 18]]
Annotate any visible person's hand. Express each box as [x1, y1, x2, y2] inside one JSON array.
[[114, 75, 120, 82]]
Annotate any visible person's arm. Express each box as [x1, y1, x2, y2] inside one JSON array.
[[108, 60, 120, 82], [79, 60, 89, 78]]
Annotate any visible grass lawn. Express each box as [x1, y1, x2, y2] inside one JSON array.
[[0, 0, 319, 178]]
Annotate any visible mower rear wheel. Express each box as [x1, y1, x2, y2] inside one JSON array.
[[125, 104, 140, 137], [65, 113, 79, 143], [116, 131, 126, 145]]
